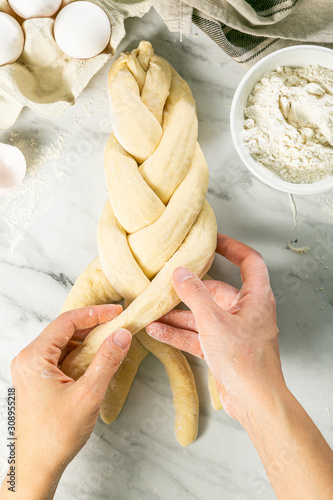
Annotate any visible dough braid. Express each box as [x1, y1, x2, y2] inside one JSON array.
[[61, 41, 218, 446]]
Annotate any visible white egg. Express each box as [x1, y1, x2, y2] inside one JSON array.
[[8, 0, 62, 19], [54, 1, 111, 59], [0, 144, 26, 196], [0, 13, 25, 66]]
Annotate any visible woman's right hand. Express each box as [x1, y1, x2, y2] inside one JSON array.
[[146, 234, 285, 423], [147, 234, 333, 500]]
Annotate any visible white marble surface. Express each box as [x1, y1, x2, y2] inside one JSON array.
[[1, 8, 333, 500]]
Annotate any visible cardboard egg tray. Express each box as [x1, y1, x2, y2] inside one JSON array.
[[0, 0, 151, 129]]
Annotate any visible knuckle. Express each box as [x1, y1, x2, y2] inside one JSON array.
[[205, 304, 223, 323], [58, 310, 71, 321], [76, 383, 99, 404], [100, 350, 123, 371], [256, 285, 276, 306], [182, 277, 203, 296], [58, 310, 75, 329], [247, 249, 263, 263], [254, 250, 264, 260], [59, 309, 73, 318]]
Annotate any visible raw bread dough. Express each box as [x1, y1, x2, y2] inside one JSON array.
[[61, 41, 218, 446]]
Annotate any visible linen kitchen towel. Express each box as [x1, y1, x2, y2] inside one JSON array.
[[151, 0, 333, 66]]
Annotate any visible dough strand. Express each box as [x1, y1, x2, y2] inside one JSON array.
[[60, 41, 218, 446]]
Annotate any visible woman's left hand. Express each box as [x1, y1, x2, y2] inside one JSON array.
[[3, 305, 131, 500]]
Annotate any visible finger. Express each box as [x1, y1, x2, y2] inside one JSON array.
[[58, 340, 81, 365], [146, 322, 203, 358], [158, 281, 239, 331], [157, 310, 198, 332], [75, 329, 132, 403], [203, 280, 239, 310], [32, 305, 123, 364], [216, 234, 270, 290], [72, 326, 108, 342], [70, 319, 126, 342], [172, 268, 224, 326]]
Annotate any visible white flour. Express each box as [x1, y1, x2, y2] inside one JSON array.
[[243, 65, 333, 183]]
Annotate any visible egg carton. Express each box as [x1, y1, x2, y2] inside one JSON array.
[[0, 0, 151, 130]]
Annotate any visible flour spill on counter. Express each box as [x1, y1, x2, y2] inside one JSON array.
[[0, 87, 108, 257]]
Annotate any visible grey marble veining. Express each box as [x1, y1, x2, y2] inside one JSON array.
[[0, 7, 332, 500]]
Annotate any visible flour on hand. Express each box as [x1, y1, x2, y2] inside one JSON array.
[[243, 65, 333, 183]]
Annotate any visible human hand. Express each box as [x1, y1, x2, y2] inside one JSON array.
[[5, 305, 131, 500], [146, 234, 285, 424]]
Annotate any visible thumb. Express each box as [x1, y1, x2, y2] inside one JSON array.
[[172, 267, 220, 320], [76, 329, 132, 404]]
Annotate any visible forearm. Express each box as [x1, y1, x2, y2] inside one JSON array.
[[241, 384, 333, 499]]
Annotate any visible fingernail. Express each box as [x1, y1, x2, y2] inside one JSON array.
[[173, 267, 192, 283], [112, 329, 131, 350]]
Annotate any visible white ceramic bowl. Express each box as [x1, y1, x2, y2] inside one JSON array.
[[230, 45, 333, 194]]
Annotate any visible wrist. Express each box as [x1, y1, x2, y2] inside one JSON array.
[[1, 454, 66, 500], [237, 377, 289, 432], [238, 381, 333, 499]]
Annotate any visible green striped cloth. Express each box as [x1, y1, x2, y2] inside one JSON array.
[[152, 0, 333, 66]]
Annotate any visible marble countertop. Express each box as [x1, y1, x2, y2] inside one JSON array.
[[0, 8, 332, 500]]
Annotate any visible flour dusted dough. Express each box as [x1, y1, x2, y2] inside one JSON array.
[[61, 41, 218, 446]]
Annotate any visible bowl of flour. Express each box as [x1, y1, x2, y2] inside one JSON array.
[[230, 45, 333, 194]]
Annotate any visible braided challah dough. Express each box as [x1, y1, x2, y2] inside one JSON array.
[[60, 41, 218, 447]]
